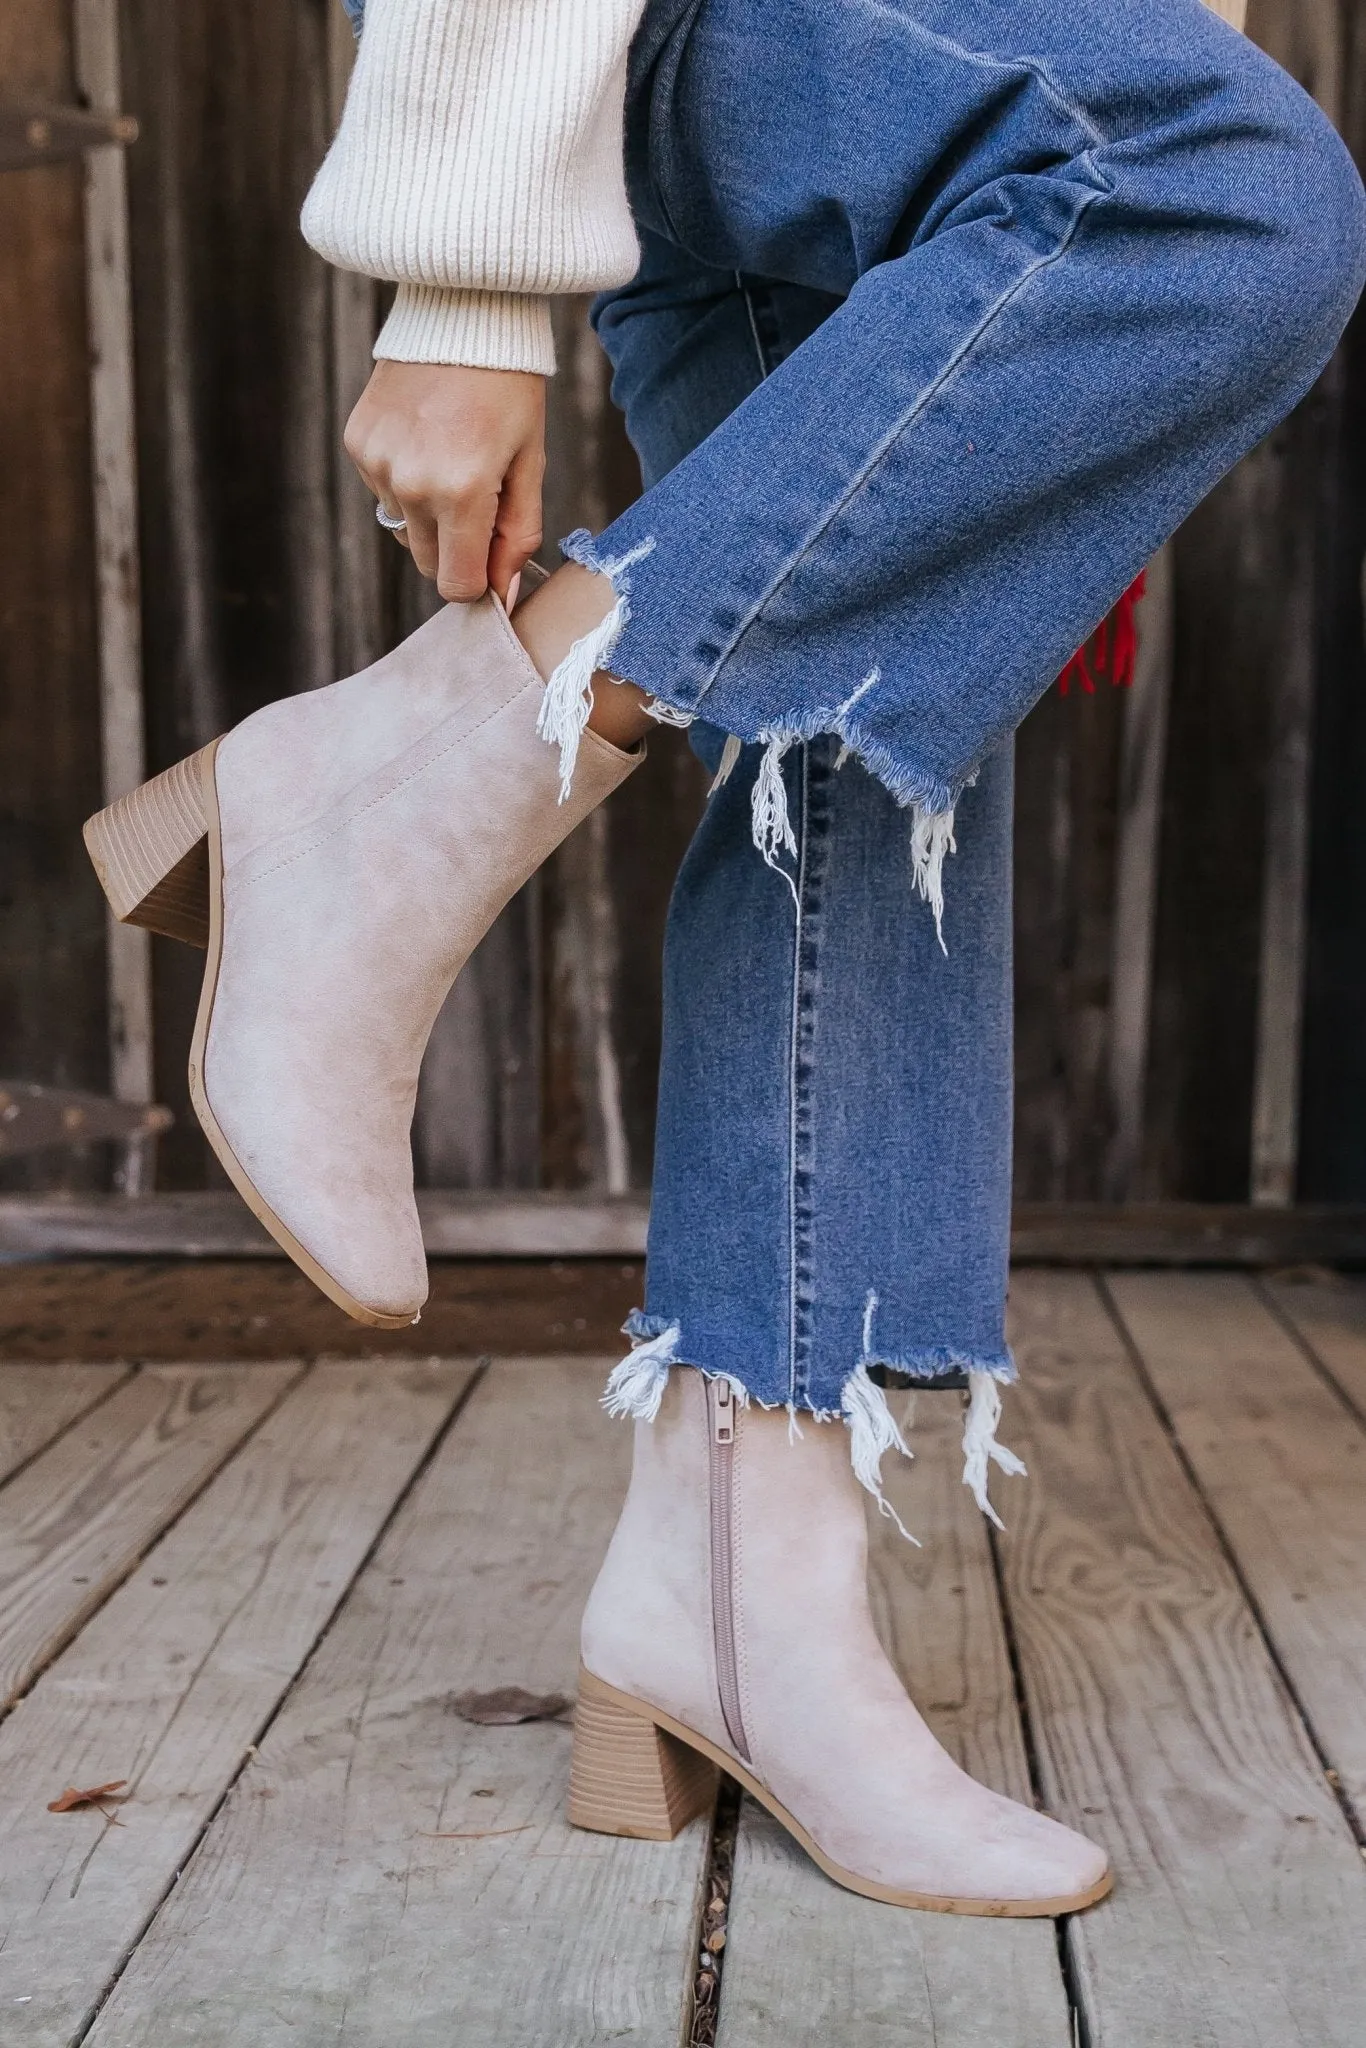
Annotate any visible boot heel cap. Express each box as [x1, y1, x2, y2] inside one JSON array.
[[569, 1671, 717, 1841]]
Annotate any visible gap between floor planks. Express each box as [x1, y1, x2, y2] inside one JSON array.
[[716, 1388, 1074, 2048], [0, 1363, 131, 1491], [1004, 1269, 1366, 2048], [0, 1362, 302, 1713], [79, 1360, 713, 2048], [1106, 1270, 1366, 1833], [0, 1358, 473, 2045], [3, 1283, 1365, 2046]]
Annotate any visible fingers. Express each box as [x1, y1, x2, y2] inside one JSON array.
[[342, 362, 547, 606], [434, 478, 502, 602], [360, 466, 493, 599], [486, 438, 545, 607]]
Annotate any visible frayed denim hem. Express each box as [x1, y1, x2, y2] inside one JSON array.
[[555, 529, 968, 948], [746, 692, 962, 948], [538, 533, 662, 800], [862, 1347, 1016, 1386], [604, 1305, 1026, 1538]]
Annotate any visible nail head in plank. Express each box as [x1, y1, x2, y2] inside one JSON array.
[[1108, 1270, 1366, 1826], [1002, 1270, 1366, 2047], [0, 1363, 130, 1488], [85, 1359, 711, 2048], [0, 1357, 471, 2045], [718, 1393, 1073, 2048], [0, 1363, 298, 1710]]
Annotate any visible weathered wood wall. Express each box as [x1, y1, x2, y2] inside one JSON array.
[[0, 0, 106, 1190], [0, 0, 1362, 1206]]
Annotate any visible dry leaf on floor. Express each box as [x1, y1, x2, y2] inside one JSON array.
[[47, 1780, 128, 1818], [445, 1687, 572, 1725]]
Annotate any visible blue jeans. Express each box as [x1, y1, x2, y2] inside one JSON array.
[[570, 0, 1365, 1500]]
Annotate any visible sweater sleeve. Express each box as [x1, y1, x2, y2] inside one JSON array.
[[301, 0, 648, 374]]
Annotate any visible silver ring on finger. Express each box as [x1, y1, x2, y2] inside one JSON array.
[[375, 502, 408, 533]]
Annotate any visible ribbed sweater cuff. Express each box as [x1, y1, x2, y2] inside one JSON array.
[[374, 283, 557, 374]]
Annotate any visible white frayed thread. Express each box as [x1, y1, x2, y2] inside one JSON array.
[[861, 1287, 879, 1358], [601, 1320, 680, 1422], [961, 1370, 1027, 1530], [829, 667, 880, 774], [643, 698, 695, 728], [910, 804, 957, 955], [536, 538, 656, 802], [836, 667, 880, 724], [842, 1364, 920, 1545], [709, 732, 744, 796], [751, 732, 799, 904]]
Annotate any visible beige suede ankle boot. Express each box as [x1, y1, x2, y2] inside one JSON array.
[[83, 596, 640, 1325], [571, 1366, 1111, 1915]]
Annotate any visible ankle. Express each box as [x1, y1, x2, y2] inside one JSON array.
[[513, 560, 654, 750]]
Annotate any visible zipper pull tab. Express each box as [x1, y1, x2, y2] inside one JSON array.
[[710, 1377, 735, 1445]]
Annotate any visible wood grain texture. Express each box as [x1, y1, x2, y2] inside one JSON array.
[[1298, 0, 1366, 1204], [86, 1359, 711, 2048], [540, 298, 706, 1195], [0, 1189, 652, 1258], [1242, 0, 1342, 1204], [1109, 1270, 1366, 1825], [0, 1363, 129, 1489], [1012, 648, 1127, 1201], [717, 1393, 1072, 2048], [1266, 1274, 1366, 1417], [0, 1257, 645, 1362], [118, 0, 336, 1190], [75, 0, 155, 1163], [0, 0, 108, 1190], [0, 1362, 296, 1709], [1002, 1268, 1366, 2046], [1105, 547, 1173, 1200], [7, 1195, 1364, 1266], [0, 1357, 470, 2046], [1144, 0, 1355, 1203]]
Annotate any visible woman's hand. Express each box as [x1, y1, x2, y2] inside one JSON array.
[[344, 361, 546, 605]]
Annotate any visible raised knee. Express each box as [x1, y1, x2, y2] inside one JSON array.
[[1227, 77, 1366, 385]]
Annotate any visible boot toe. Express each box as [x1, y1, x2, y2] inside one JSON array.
[[201, 1067, 427, 1323], [975, 1798, 1110, 1906], [256, 1175, 428, 1324]]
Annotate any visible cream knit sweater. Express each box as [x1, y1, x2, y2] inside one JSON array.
[[302, 0, 1249, 376]]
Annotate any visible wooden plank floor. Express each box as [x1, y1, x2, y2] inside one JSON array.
[[0, 1271, 1361, 2045]]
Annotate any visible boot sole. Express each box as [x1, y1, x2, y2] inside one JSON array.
[[571, 1667, 1113, 1918], [184, 739, 418, 1331]]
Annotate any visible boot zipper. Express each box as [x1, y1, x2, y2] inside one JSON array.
[[707, 1378, 752, 1762]]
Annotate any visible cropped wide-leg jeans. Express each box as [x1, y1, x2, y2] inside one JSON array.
[[555, 0, 1366, 1510]]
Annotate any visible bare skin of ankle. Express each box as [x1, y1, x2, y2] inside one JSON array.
[[513, 560, 655, 751]]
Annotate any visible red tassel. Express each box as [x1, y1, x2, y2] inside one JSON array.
[[1057, 570, 1146, 697]]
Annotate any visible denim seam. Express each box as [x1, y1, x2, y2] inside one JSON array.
[[790, 743, 830, 1412], [888, 13, 1108, 153], [784, 745, 808, 1414], [688, 165, 1113, 724]]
